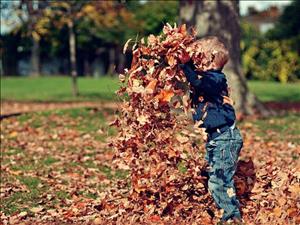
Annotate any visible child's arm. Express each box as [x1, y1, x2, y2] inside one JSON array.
[[179, 61, 203, 88], [178, 50, 203, 88]]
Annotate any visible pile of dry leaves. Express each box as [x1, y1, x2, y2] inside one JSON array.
[[0, 24, 299, 223], [98, 24, 252, 224]]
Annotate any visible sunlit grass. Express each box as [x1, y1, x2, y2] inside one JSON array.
[[1, 76, 300, 102], [248, 80, 300, 102], [1, 76, 120, 102], [1, 102, 299, 216]]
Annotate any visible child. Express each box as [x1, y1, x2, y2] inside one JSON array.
[[179, 36, 244, 224]]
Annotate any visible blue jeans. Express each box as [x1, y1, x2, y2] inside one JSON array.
[[205, 126, 243, 221]]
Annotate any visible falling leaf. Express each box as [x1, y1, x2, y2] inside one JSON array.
[[123, 38, 132, 54], [147, 34, 156, 46], [273, 207, 282, 217], [93, 217, 103, 225], [176, 134, 189, 144], [148, 215, 162, 222], [182, 94, 189, 107], [137, 114, 149, 125], [119, 74, 126, 82], [155, 89, 174, 103], [145, 79, 158, 94], [179, 23, 187, 35], [9, 131, 18, 138], [166, 55, 176, 66]]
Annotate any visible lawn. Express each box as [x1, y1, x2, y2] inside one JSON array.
[[247, 80, 300, 102], [1, 76, 300, 102], [1, 76, 300, 223], [1, 107, 299, 224], [0, 76, 120, 102], [0, 107, 127, 219]]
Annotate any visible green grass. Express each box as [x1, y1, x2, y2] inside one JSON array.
[[248, 80, 300, 102], [18, 176, 42, 189], [1, 107, 126, 215], [1, 176, 46, 215], [1, 106, 299, 216], [1, 76, 299, 102], [1, 76, 120, 102], [43, 157, 60, 165], [246, 112, 300, 143]]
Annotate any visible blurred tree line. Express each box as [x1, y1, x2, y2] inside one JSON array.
[[241, 0, 300, 83], [0, 0, 178, 80], [1, 0, 299, 84]]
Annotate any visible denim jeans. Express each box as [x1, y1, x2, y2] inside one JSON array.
[[205, 125, 243, 221]]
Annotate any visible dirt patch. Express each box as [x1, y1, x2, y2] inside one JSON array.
[[264, 101, 300, 112], [0, 100, 121, 117], [1, 100, 299, 119]]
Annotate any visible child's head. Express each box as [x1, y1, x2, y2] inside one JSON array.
[[189, 36, 229, 71]]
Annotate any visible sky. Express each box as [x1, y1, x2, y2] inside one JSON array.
[[0, 0, 292, 35], [239, 0, 291, 15]]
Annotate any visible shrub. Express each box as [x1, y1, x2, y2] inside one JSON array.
[[241, 22, 300, 83]]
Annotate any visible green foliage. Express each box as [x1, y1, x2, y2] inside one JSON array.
[[1, 0, 179, 77], [76, 1, 138, 45], [266, 0, 300, 41], [130, 0, 179, 36], [241, 22, 300, 83], [241, 0, 300, 83]]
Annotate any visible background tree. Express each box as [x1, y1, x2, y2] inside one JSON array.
[[241, 0, 300, 83], [129, 0, 179, 36], [45, 2, 89, 96], [2, 0, 48, 77], [179, 0, 269, 116], [80, 1, 138, 75], [21, 0, 40, 77], [241, 22, 300, 83], [266, 0, 300, 44]]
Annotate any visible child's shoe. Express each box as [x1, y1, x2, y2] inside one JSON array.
[[217, 217, 244, 225]]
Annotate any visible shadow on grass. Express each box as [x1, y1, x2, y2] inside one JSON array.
[[51, 92, 121, 102]]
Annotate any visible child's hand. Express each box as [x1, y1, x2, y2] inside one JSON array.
[[222, 95, 234, 106], [178, 49, 190, 64], [198, 127, 208, 141]]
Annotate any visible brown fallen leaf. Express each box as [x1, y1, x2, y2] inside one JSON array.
[[155, 89, 175, 103], [30, 206, 44, 213], [145, 79, 158, 94]]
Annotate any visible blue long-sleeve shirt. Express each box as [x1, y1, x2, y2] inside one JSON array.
[[180, 60, 236, 140]]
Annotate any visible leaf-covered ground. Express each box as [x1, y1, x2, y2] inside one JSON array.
[[1, 107, 299, 224]]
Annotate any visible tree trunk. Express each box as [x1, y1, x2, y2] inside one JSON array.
[[116, 45, 126, 74], [68, 19, 79, 97], [2, 34, 19, 76], [84, 55, 91, 77], [107, 46, 116, 76], [30, 37, 40, 77], [179, 0, 270, 116], [24, 0, 41, 77]]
